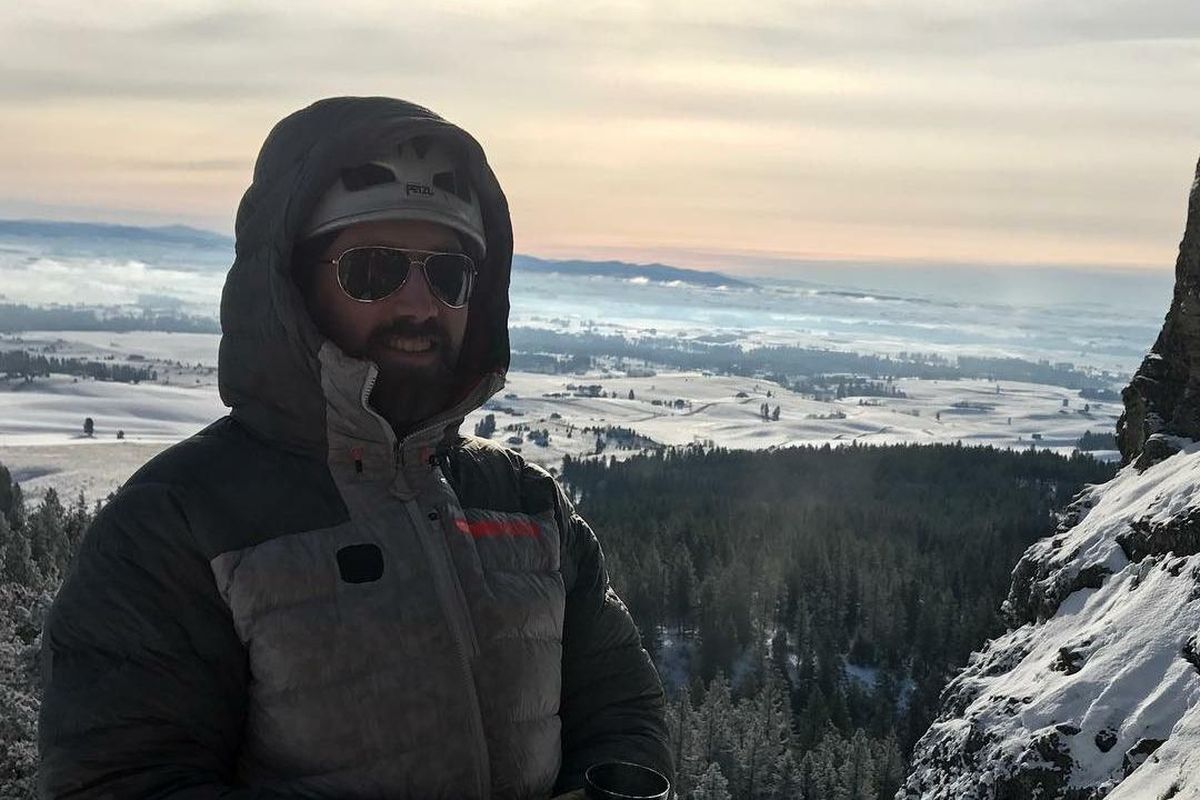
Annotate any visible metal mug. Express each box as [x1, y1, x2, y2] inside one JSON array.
[[584, 761, 671, 800]]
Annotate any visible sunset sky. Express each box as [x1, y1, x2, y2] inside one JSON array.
[[1, 1, 1197, 276]]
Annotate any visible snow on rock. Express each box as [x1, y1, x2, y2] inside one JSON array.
[[901, 444, 1200, 799]]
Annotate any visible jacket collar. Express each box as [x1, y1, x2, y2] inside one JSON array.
[[320, 340, 504, 493]]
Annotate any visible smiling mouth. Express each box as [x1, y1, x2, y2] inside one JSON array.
[[387, 335, 437, 354]]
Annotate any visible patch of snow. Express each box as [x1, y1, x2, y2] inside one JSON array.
[[845, 661, 880, 690], [655, 628, 697, 692]]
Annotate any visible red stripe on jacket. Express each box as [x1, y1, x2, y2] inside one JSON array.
[[454, 518, 541, 539]]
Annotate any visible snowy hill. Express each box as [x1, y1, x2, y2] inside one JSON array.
[[901, 448, 1200, 798], [901, 159, 1200, 797]]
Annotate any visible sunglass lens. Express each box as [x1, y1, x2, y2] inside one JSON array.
[[424, 253, 475, 307], [337, 248, 410, 301]]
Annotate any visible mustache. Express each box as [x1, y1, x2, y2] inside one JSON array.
[[366, 319, 445, 350]]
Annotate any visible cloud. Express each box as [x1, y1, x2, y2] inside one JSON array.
[[118, 158, 250, 174], [0, 0, 1197, 269]]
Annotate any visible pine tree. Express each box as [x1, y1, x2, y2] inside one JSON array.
[[769, 627, 791, 688], [64, 491, 90, 561], [697, 674, 735, 773], [838, 729, 877, 799], [801, 727, 846, 800], [0, 513, 34, 586], [691, 762, 732, 800], [27, 488, 68, 581], [666, 686, 695, 798], [473, 413, 496, 438], [669, 548, 697, 633], [698, 593, 739, 682], [0, 464, 16, 527], [796, 685, 831, 750], [771, 750, 803, 800], [731, 668, 792, 799], [873, 733, 906, 799]]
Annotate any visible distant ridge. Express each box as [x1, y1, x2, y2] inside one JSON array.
[[512, 254, 754, 288], [0, 219, 234, 249], [0, 218, 752, 287]]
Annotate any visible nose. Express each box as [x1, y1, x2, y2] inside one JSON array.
[[384, 261, 440, 321]]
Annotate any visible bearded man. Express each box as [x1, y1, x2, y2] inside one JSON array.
[[37, 96, 672, 800]]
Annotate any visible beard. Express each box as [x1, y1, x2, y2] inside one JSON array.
[[361, 318, 461, 433]]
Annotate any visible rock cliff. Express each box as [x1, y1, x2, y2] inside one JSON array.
[[901, 160, 1200, 799], [1118, 159, 1200, 468]]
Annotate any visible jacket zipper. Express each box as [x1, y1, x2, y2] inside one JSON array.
[[392, 371, 506, 467], [358, 364, 500, 798], [403, 499, 490, 799], [359, 365, 399, 462]]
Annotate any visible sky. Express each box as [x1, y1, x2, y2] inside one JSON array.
[[0, 1, 1198, 277]]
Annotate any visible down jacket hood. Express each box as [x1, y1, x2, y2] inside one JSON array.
[[218, 96, 512, 462]]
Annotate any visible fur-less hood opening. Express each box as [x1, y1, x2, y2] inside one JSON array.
[[218, 96, 513, 459]]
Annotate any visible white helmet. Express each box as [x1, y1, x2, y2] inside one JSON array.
[[302, 135, 486, 258]]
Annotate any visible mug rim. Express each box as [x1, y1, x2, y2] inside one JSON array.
[[584, 761, 671, 800]]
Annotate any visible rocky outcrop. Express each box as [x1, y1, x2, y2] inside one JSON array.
[[1117, 506, 1200, 563], [900, 451, 1200, 799], [1001, 491, 1109, 626], [1118, 158, 1200, 467], [902, 158, 1200, 799]]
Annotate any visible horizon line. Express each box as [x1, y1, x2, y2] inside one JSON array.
[[0, 214, 1175, 278]]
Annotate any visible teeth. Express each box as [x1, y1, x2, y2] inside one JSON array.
[[389, 336, 434, 353]]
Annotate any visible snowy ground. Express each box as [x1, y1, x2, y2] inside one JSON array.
[[0, 327, 1122, 503], [464, 370, 1120, 465]]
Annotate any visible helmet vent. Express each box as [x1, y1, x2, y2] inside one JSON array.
[[340, 162, 396, 192], [432, 170, 473, 203], [407, 135, 432, 159]]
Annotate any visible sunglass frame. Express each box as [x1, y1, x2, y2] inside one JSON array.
[[318, 246, 478, 308]]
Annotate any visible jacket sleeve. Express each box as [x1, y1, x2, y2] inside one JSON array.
[[549, 480, 673, 795], [38, 482, 282, 799]]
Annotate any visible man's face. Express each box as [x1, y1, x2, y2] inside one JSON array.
[[297, 218, 472, 425]]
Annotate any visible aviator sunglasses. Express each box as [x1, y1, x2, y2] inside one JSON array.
[[318, 246, 478, 308]]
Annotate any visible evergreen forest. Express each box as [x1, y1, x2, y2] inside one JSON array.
[[562, 443, 1115, 799], [0, 466, 91, 799], [0, 444, 1115, 798]]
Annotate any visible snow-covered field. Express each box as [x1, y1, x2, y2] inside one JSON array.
[[0, 228, 1158, 503], [0, 330, 1122, 503], [466, 371, 1118, 458]]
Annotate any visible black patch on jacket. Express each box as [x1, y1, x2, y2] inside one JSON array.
[[336, 544, 385, 583]]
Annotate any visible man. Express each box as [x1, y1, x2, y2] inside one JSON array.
[[38, 97, 672, 799]]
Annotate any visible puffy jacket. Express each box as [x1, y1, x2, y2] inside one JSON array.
[[37, 96, 672, 799]]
